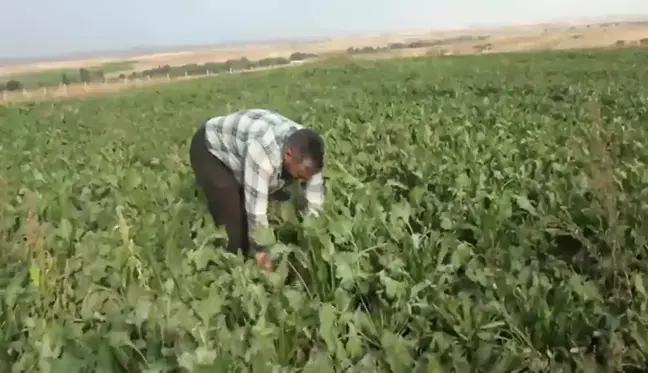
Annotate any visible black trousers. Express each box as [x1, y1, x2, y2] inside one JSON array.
[[189, 124, 251, 256]]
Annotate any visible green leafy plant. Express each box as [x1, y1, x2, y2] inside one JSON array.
[[1, 47, 648, 372]]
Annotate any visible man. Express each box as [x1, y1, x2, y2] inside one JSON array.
[[189, 108, 325, 271]]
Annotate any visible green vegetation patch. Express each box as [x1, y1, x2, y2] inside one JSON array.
[[0, 60, 137, 90], [0, 48, 648, 372]]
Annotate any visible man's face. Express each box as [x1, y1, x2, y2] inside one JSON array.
[[283, 148, 317, 181]]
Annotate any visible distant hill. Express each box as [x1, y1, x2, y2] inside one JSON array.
[[0, 38, 331, 67], [1, 14, 647, 69]]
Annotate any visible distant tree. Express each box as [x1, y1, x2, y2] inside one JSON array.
[[183, 63, 208, 76], [388, 42, 407, 50], [204, 62, 228, 73], [93, 70, 105, 81], [167, 67, 186, 78], [640, 38, 648, 46], [408, 41, 432, 48], [140, 64, 177, 78], [289, 52, 317, 61], [61, 72, 70, 85], [5, 80, 22, 91], [155, 65, 172, 75], [79, 68, 91, 83], [256, 57, 289, 67], [224, 57, 252, 71]]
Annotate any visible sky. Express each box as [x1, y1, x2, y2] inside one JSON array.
[[1, 0, 647, 60]]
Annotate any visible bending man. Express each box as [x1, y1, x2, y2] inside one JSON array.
[[189, 109, 325, 271]]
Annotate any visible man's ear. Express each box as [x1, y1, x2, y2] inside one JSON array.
[[283, 147, 293, 161]]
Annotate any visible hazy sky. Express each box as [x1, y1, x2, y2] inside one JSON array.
[[1, 0, 647, 59]]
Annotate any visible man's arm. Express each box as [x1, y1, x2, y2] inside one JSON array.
[[242, 139, 274, 253], [304, 171, 325, 217]]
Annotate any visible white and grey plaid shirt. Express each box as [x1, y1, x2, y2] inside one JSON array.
[[203, 109, 325, 247]]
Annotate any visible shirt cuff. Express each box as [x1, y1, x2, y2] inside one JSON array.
[[249, 242, 267, 254]]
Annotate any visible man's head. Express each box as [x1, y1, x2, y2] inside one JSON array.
[[282, 128, 324, 181]]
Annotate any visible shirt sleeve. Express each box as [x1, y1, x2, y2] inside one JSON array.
[[304, 171, 325, 216], [242, 139, 274, 249]]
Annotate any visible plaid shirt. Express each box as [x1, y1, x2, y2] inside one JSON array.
[[204, 109, 325, 248]]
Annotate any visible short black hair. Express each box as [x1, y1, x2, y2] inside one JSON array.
[[285, 128, 325, 171]]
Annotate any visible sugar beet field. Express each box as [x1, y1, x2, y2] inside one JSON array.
[[1, 48, 648, 373]]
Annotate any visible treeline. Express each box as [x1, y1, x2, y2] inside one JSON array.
[[0, 37, 491, 91], [64, 67, 106, 84], [5, 36, 648, 93], [617, 38, 648, 47], [0, 67, 107, 92], [122, 52, 316, 80], [346, 35, 489, 55], [3, 37, 486, 92], [0, 52, 317, 92]]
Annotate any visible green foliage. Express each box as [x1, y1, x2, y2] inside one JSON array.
[[127, 54, 305, 81], [290, 52, 318, 61], [79, 67, 92, 83], [5, 79, 22, 91], [0, 62, 135, 90], [1, 47, 648, 372], [347, 35, 490, 55]]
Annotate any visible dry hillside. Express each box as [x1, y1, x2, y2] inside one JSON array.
[[1, 20, 647, 79]]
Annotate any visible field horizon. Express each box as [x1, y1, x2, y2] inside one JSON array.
[[2, 17, 648, 104], [2, 16, 648, 80]]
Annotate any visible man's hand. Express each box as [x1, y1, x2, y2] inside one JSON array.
[[269, 188, 291, 202], [255, 251, 274, 272]]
